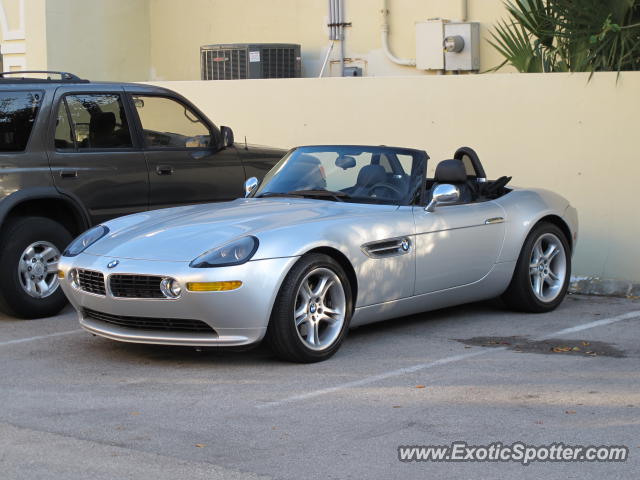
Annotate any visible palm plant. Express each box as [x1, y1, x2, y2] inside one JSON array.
[[489, 0, 640, 72]]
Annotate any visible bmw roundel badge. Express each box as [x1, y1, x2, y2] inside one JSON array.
[[107, 260, 120, 269]]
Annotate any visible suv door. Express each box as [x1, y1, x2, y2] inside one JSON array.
[[128, 92, 245, 210], [47, 87, 149, 224]]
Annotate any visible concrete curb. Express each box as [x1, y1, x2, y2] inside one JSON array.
[[570, 276, 640, 299]]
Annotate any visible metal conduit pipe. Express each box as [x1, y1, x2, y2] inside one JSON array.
[[321, 0, 345, 76], [380, 0, 416, 66], [337, 0, 345, 75]]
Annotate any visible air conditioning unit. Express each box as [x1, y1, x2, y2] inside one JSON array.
[[200, 43, 302, 80]]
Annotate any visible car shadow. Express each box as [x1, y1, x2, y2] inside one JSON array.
[[83, 299, 509, 366]]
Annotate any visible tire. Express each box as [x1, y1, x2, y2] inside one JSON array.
[[266, 253, 353, 363], [501, 222, 571, 313], [0, 216, 73, 319]]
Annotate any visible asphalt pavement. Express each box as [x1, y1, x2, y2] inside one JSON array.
[[1, 294, 639, 479]]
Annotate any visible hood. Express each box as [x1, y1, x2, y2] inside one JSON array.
[[85, 198, 389, 261]]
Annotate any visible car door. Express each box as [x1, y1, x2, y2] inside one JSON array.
[[127, 91, 245, 210], [47, 86, 149, 225], [412, 201, 506, 295]]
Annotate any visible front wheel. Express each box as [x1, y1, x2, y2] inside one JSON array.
[[266, 253, 352, 363], [501, 222, 571, 313], [0, 217, 72, 319]]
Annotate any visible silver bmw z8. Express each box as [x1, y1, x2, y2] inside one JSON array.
[[59, 145, 578, 362]]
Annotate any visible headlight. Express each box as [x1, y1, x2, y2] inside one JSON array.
[[190, 236, 259, 268], [63, 225, 109, 257]]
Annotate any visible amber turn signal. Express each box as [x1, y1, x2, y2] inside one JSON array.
[[186, 281, 242, 292]]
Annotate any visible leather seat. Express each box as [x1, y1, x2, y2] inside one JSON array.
[[429, 159, 473, 204], [344, 164, 387, 197]]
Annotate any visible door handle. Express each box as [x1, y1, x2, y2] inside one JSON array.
[[485, 217, 504, 225], [156, 165, 174, 176], [190, 151, 208, 160], [59, 169, 78, 178]]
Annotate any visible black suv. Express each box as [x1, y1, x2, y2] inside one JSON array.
[[0, 71, 285, 319]]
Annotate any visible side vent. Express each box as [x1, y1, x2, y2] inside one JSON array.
[[362, 237, 412, 258]]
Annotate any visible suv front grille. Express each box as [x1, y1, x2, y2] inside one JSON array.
[[77, 269, 106, 295], [109, 275, 164, 299], [83, 308, 215, 334]]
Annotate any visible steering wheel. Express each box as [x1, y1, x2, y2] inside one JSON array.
[[367, 182, 404, 198]]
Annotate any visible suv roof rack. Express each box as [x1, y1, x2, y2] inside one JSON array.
[[0, 70, 89, 83]]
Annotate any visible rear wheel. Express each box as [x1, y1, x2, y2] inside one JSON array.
[[266, 253, 352, 363], [0, 216, 72, 319], [501, 222, 570, 313]]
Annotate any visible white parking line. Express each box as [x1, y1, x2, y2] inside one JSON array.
[[257, 349, 498, 409], [0, 329, 82, 347], [258, 310, 640, 409], [535, 310, 640, 339]]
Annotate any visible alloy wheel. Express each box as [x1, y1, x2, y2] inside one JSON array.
[[294, 267, 346, 351], [18, 241, 61, 299], [529, 233, 567, 303]]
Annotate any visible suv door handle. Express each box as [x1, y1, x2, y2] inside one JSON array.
[[190, 151, 208, 160], [156, 165, 174, 176], [59, 169, 78, 178]]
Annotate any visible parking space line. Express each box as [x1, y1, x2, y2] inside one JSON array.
[[535, 310, 640, 340], [258, 310, 640, 409], [0, 329, 82, 347], [256, 349, 498, 409]]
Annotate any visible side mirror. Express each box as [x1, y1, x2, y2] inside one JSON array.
[[220, 126, 234, 148], [244, 177, 259, 197], [425, 184, 460, 212]]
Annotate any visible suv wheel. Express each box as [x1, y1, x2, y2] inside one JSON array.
[[0, 216, 72, 319]]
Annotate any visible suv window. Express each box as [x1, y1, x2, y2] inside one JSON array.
[[0, 91, 42, 152], [55, 94, 133, 150], [133, 95, 211, 148]]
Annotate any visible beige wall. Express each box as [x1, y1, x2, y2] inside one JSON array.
[[45, 0, 151, 81], [1, 0, 513, 81], [150, 72, 640, 283], [0, 0, 47, 72], [148, 0, 511, 80]]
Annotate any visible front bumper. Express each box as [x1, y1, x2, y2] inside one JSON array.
[[59, 254, 298, 347]]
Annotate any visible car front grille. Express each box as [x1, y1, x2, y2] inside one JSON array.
[[83, 308, 216, 334], [109, 275, 165, 299], [77, 269, 106, 295]]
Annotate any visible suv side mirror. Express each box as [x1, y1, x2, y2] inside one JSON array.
[[425, 184, 460, 212], [220, 126, 234, 148], [244, 177, 259, 197]]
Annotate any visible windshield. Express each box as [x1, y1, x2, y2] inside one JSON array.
[[254, 146, 426, 205]]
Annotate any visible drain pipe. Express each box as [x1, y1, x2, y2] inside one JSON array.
[[318, 40, 335, 77], [380, 0, 416, 66], [460, 0, 468, 22]]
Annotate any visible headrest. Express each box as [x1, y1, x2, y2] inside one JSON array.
[[357, 164, 386, 187], [434, 159, 467, 183], [90, 112, 116, 133]]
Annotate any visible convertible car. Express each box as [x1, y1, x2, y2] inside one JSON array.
[[58, 145, 578, 362]]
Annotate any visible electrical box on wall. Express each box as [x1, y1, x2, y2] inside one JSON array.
[[415, 20, 445, 70], [415, 20, 480, 71], [444, 22, 480, 71]]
